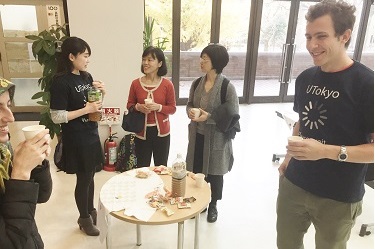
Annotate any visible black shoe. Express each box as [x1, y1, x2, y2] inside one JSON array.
[[207, 205, 218, 223]]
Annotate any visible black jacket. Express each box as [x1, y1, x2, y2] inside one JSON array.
[[0, 160, 52, 249], [211, 101, 241, 139]]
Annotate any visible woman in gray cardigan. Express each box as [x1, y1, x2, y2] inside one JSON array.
[[186, 44, 239, 223]]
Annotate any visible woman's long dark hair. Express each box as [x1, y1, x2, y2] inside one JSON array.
[[54, 37, 91, 79]]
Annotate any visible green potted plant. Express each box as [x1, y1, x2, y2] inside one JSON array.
[[26, 24, 69, 139], [143, 16, 169, 50]]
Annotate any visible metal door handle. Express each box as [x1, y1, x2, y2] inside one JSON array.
[[279, 44, 296, 84], [279, 44, 289, 83]]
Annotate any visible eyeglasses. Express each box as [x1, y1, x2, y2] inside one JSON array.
[[200, 56, 211, 62]]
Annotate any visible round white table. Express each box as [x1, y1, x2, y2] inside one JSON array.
[[98, 168, 211, 249]]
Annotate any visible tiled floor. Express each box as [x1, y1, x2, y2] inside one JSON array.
[[9, 103, 374, 249]]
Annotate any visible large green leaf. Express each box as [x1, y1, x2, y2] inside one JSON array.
[[37, 101, 47, 105], [42, 41, 55, 55], [25, 35, 40, 40], [31, 91, 45, 99], [42, 91, 50, 102], [34, 40, 44, 58]]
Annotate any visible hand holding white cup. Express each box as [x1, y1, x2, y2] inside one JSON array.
[[191, 108, 201, 119], [288, 135, 303, 144], [144, 98, 153, 105], [22, 125, 46, 140]]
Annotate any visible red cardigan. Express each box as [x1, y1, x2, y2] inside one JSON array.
[[126, 77, 176, 139]]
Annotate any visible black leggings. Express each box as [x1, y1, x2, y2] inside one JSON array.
[[135, 126, 170, 167], [75, 170, 95, 218], [193, 133, 224, 202]]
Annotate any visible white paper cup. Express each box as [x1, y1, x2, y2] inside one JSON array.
[[144, 98, 152, 104], [195, 173, 205, 188], [22, 125, 46, 140], [288, 136, 303, 143], [191, 108, 201, 119]]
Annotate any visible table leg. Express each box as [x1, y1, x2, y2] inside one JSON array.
[[136, 224, 142, 246], [194, 213, 200, 249], [106, 215, 112, 249], [177, 221, 184, 249]]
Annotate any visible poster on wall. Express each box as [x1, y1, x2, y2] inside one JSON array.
[[46, 5, 61, 27], [100, 107, 121, 126]]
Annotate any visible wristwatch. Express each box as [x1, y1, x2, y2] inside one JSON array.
[[338, 145, 348, 162]]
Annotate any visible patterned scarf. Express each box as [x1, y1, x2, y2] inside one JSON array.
[[0, 143, 11, 193]]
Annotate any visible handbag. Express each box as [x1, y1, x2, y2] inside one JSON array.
[[121, 105, 145, 133], [116, 134, 137, 172]]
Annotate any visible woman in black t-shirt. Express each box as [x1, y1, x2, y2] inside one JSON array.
[[50, 37, 105, 236]]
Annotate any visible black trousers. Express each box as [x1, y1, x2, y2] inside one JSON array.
[[193, 133, 223, 202], [135, 126, 170, 167]]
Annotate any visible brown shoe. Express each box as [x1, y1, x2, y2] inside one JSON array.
[[78, 217, 100, 236]]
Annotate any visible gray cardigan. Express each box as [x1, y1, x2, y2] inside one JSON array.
[[186, 74, 239, 175]]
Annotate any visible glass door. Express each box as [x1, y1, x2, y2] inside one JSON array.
[[250, 0, 367, 103], [249, 0, 319, 103]]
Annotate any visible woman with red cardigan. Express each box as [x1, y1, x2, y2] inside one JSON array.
[[126, 46, 176, 167]]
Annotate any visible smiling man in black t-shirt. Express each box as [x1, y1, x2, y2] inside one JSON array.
[[276, 1, 374, 249]]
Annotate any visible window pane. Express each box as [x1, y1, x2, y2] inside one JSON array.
[[287, 2, 317, 96], [11, 78, 40, 106], [361, 4, 374, 69], [254, 0, 290, 97], [5, 42, 42, 74], [220, 0, 251, 98], [346, 0, 364, 55], [144, 1, 173, 79], [0, 5, 38, 37], [145, 1, 172, 51], [179, 0, 212, 98]]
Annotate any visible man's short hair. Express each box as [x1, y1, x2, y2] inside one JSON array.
[[306, 0, 356, 48]]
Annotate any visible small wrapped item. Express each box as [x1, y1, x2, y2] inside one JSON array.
[[153, 166, 172, 175], [183, 196, 196, 203], [161, 207, 175, 216], [136, 170, 150, 179], [177, 202, 191, 209], [149, 200, 161, 208]]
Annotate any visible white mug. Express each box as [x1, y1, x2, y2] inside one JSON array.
[[288, 135, 303, 142], [191, 108, 201, 119], [22, 125, 46, 140], [195, 173, 205, 188]]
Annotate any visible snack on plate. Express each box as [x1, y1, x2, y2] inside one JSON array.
[[170, 197, 182, 204], [177, 202, 191, 209], [136, 170, 150, 179], [153, 165, 171, 175], [145, 190, 158, 199], [149, 200, 161, 208], [161, 207, 174, 216], [183, 196, 196, 203]]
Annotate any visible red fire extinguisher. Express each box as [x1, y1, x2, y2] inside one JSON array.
[[104, 126, 118, 172]]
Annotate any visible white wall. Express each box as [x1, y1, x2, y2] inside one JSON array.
[[66, 1, 143, 141]]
